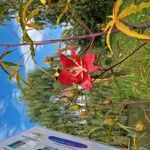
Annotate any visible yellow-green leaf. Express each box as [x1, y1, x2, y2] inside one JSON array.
[[118, 2, 150, 19], [106, 25, 114, 55], [16, 72, 28, 97], [23, 32, 35, 60], [40, 0, 47, 5], [27, 22, 43, 30], [56, 0, 71, 24], [113, 0, 123, 18], [2, 61, 18, 67], [116, 21, 150, 40], [27, 7, 40, 21], [118, 123, 133, 133], [22, 0, 34, 21], [0, 50, 14, 59], [104, 20, 115, 32], [18, 3, 26, 30]]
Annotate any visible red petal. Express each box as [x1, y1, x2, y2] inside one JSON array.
[[58, 70, 81, 85], [71, 49, 77, 59], [81, 72, 92, 91], [60, 54, 77, 68], [82, 53, 99, 72], [71, 49, 80, 64]]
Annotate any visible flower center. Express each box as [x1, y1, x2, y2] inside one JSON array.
[[71, 65, 87, 76]]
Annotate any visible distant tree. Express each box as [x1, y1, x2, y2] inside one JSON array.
[[22, 68, 65, 129], [0, 0, 21, 23]]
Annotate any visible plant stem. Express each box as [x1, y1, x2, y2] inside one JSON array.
[[0, 23, 149, 47], [95, 42, 147, 78]]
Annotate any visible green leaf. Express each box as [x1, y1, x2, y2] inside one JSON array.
[[23, 32, 35, 60], [27, 7, 40, 21], [56, 0, 71, 24], [2, 61, 19, 67], [0, 50, 15, 59], [118, 123, 133, 133], [88, 127, 102, 138], [18, 3, 26, 30], [27, 22, 43, 30], [16, 72, 28, 97], [22, 0, 34, 21], [40, 0, 47, 5]]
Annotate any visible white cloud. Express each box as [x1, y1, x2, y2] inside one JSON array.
[[11, 89, 25, 114], [0, 100, 7, 116], [10, 89, 31, 132], [61, 22, 73, 31], [10, 77, 17, 84], [17, 24, 44, 74], [11, 89, 30, 126], [0, 124, 17, 141]]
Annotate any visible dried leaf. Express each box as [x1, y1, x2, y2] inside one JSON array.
[[105, 0, 150, 53], [118, 2, 150, 19], [116, 21, 150, 40], [113, 0, 123, 17], [106, 25, 113, 55]]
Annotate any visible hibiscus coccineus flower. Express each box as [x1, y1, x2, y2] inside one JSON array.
[[58, 49, 102, 90]]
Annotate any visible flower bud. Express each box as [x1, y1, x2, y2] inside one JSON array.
[[134, 121, 144, 131], [103, 117, 113, 126]]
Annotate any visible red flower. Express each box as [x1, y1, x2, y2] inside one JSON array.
[[58, 49, 101, 90]]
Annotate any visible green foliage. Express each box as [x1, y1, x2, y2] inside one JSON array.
[[0, 0, 21, 24], [22, 68, 64, 129], [0, 0, 150, 149]]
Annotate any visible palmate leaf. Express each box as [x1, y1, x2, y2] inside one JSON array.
[[105, 0, 150, 54]]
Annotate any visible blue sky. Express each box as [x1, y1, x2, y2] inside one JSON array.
[[0, 19, 62, 141]]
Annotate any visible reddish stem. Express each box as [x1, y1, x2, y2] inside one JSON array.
[[0, 23, 150, 47]]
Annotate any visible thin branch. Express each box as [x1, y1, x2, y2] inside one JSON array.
[[94, 42, 147, 79], [0, 23, 149, 47]]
